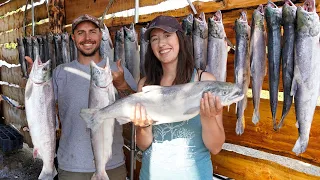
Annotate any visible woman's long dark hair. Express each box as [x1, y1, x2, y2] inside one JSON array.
[[144, 31, 195, 85]]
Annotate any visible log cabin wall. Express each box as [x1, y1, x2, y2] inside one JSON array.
[[0, 0, 319, 179], [0, 0, 64, 147]]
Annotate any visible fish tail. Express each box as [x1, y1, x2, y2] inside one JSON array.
[[236, 116, 245, 135], [252, 109, 260, 125], [80, 108, 101, 132], [277, 110, 289, 130], [38, 166, 57, 180], [292, 136, 308, 156], [91, 172, 110, 180]]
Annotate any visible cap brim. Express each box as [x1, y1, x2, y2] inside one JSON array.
[[72, 20, 100, 33], [143, 25, 178, 41]]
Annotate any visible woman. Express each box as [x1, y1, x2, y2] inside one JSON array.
[[131, 15, 225, 180]]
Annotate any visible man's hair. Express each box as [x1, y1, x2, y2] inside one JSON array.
[[144, 31, 194, 85]]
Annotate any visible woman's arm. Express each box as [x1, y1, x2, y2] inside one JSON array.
[[133, 77, 154, 151], [199, 72, 225, 154]]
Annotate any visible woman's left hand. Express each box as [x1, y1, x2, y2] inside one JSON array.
[[200, 92, 223, 120]]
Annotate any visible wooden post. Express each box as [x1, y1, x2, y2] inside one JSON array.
[[48, 0, 65, 33]]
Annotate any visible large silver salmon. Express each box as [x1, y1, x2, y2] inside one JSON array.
[[250, 5, 267, 125], [193, 12, 208, 70], [140, 26, 148, 78], [265, 1, 282, 129], [17, 38, 28, 78], [124, 23, 140, 83], [80, 81, 244, 130], [100, 24, 114, 63], [25, 56, 57, 179], [278, 0, 297, 129], [234, 11, 250, 135], [61, 32, 71, 64], [89, 59, 116, 180], [207, 10, 228, 82], [182, 14, 194, 57], [114, 27, 125, 66], [291, 0, 320, 155]]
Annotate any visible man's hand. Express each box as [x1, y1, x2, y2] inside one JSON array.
[[25, 56, 34, 74], [112, 59, 136, 97]]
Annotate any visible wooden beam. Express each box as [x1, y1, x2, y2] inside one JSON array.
[[0, 22, 49, 44], [0, 66, 27, 88], [0, 3, 47, 33], [223, 98, 320, 166], [0, 46, 19, 64], [65, 0, 167, 25], [0, 85, 25, 105], [0, 0, 41, 17], [211, 150, 320, 179]]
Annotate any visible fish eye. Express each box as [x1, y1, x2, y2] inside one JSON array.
[[222, 91, 227, 95]]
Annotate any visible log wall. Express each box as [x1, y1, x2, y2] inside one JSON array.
[[0, 0, 319, 179]]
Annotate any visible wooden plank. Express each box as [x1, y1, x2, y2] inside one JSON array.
[[65, 0, 167, 25], [0, 3, 48, 33], [1, 100, 33, 147], [223, 98, 320, 166], [0, 0, 42, 17], [1, 85, 25, 105], [0, 46, 19, 64], [0, 22, 50, 44], [0, 66, 27, 88], [211, 150, 319, 179]]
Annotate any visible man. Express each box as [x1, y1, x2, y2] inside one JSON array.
[[26, 14, 136, 180]]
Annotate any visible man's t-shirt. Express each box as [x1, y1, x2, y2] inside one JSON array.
[[53, 59, 137, 172]]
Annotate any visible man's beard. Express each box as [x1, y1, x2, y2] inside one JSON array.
[[78, 46, 100, 57]]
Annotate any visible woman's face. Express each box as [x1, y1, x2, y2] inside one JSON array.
[[149, 28, 180, 64]]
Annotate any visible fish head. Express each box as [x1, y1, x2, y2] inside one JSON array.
[[282, 0, 297, 24], [17, 38, 23, 46], [265, 1, 282, 25], [194, 12, 208, 38], [37, 36, 43, 44], [30, 56, 51, 83], [296, 0, 319, 36], [208, 10, 225, 39], [124, 23, 136, 42], [115, 27, 124, 43], [47, 32, 54, 41], [182, 14, 193, 36], [205, 81, 244, 106], [26, 36, 32, 44], [101, 24, 111, 41], [31, 37, 38, 45], [54, 34, 61, 41], [235, 11, 250, 36], [90, 59, 113, 88], [61, 32, 69, 41], [252, 5, 265, 30]]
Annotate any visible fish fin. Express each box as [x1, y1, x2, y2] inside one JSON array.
[[38, 166, 57, 180], [33, 148, 41, 159], [91, 172, 110, 180], [116, 118, 131, 125], [290, 78, 298, 96], [25, 83, 33, 100], [295, 121, 299, 128], [142, 85, 162, 92], [252, 109, 260, 125], [236, 116, 245, 135], [292, 136, 308, 156], [184, 107, 199, 115], [80, 108, 101, 132]]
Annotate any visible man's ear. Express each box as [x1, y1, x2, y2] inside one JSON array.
[[71, 34, 75, 41]]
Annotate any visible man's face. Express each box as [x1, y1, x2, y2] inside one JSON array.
[[72, 21, 102, 57]]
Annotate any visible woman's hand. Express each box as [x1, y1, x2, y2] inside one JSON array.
[[131, 103, 153, 127], [200, 92, 223, 120], [200, 92, 225, 154]]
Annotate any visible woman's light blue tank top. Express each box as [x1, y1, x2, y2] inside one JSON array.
[[139, 69, 213, 180]]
